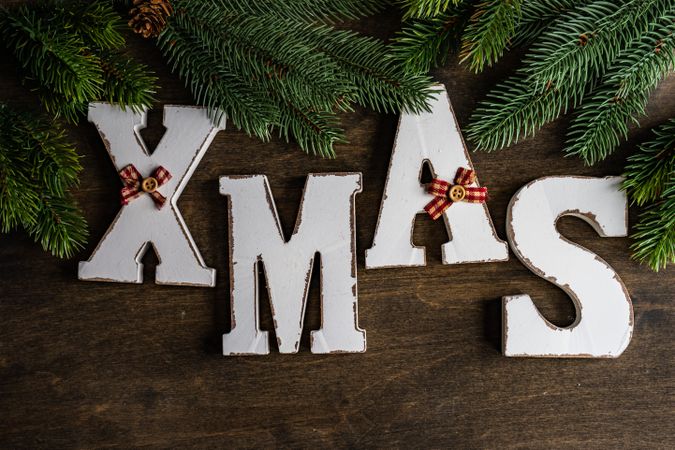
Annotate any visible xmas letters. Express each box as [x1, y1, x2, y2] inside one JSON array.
[[79, 86, 633, 357]]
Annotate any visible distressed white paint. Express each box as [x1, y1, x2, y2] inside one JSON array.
[[79, 103, 224, 287], [504, 176, 633, 358], [220, 173, 365, 355], [365, 85, 508, 269]]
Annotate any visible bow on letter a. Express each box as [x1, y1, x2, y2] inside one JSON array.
[[424, 167, 488, 220]]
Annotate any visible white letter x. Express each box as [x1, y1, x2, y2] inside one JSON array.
[[79, 103, 224, 287]]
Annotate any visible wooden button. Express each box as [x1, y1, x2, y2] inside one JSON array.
[[142, 177, 159, 193], [448, 185, 466, 202]]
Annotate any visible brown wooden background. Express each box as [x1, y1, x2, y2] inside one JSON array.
[[1, 6, 673, 449]]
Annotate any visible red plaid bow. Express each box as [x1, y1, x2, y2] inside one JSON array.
[[424, 167, 488, 220], [119, 164, 172, 209]]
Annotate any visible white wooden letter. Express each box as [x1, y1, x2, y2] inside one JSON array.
[[365, 85, 507, 269], [79, 103, 224, 287], [219, 173, 365, 355], [504, 176, 634, 358]]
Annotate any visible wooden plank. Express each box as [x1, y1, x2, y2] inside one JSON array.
[[0, 8, 673, 449]]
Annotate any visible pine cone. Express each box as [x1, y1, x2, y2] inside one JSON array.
[[128, 0, 174, 39]]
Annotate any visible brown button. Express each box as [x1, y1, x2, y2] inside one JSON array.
[[142, 177, 159, 193], [448, 185, 466, 202]]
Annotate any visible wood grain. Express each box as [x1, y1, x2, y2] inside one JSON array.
[[0, 6, 673, 448]]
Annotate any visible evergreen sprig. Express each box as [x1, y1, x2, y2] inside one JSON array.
[[629, 181, 674, 272], [0, 104, 87, 258], [566, 14, 675, 164], [221, 0, 387, 23], [393, 0, 584, 74], [459, 0, 523, 73], [623, 119, 675, 205], [623, 120, 674, 273], [623, 120, 674, 270], [513, 0, 583, 45], [399, 0, 462, 19], [0, 1, 156, 123], [390, 6, 468, 74], [467, 0, 672, 152], [157, 0, 434, 156]]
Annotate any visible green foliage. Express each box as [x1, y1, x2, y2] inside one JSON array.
[[566, 14, 675, 164], [0, 1, 156, 123], [158, 0, 434, 156], [623, 120, 674, 271], [623, 120, 674, 272], [466, 0, 673, 152], [630, 181, 675, 272], [623, 119, 675, 206], [391, 6, 468, 73], [399, 0, 462, 19], [513, 0, 582, 44], [0, 104, 87, 258], [459, 0, 523, 73], [222, 0, 387, 22], [393, 0, 586, 75]]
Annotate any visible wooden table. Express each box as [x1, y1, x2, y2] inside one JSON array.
[[1, 8, 673, 448]]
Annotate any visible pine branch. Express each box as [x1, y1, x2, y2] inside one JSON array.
[[0, 1, 156, 122], [159, 0, 433, 156], [0, 133, 41, 231], [98, 51, 158, 113], [0, 6, 105, 107], [0, 104, 87, 258], [391, 6, 469, 74], [566, 12, 675, 164], [467, 0, 670, 151], [630, 180, 675, 271], [158, 23, 277, 140], [28, 193, 89, 259], [399, 0, 462, 19], [459, 0, 523, 73], [513, 0, 583, 45], [310, 26, 434, 115], [623, 119, 675, 206], [526, 0, 667, 90], [49, 0, 127, 51], [215, 0, 387, 23]]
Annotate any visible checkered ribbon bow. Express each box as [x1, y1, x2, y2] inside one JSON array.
[[424, 167, 488, 220], [119, 164, 172, 209]]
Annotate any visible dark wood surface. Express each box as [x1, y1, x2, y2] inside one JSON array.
[[1, 7, 673, 449]]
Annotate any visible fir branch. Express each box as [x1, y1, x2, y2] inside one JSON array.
[[630, 180, 675, 271], [566, 13, 675, 164], [214, 0, 387, 23], [623, 119, 675, 206], [459, 0, 523, 73], [173, 7, 354, 112], [0, 104, 87, 258], [158, 22, 278, 140], [391, 6, 468, 74], [309, 26, 435, 115], [98, 51, 158, 113], [28, 193, 88, 259], [0, 6, 104, 105], [467, 0, 671, 151], [400, 0, 462, 19], [0, 1, 156, 122], [38, 89, 89, 124], [0, 137, 41, 231], [160, 0, 433, 155], [526, 0, 668, 91], [49, 0, 127, 51], [514, 0, 583, 45]]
